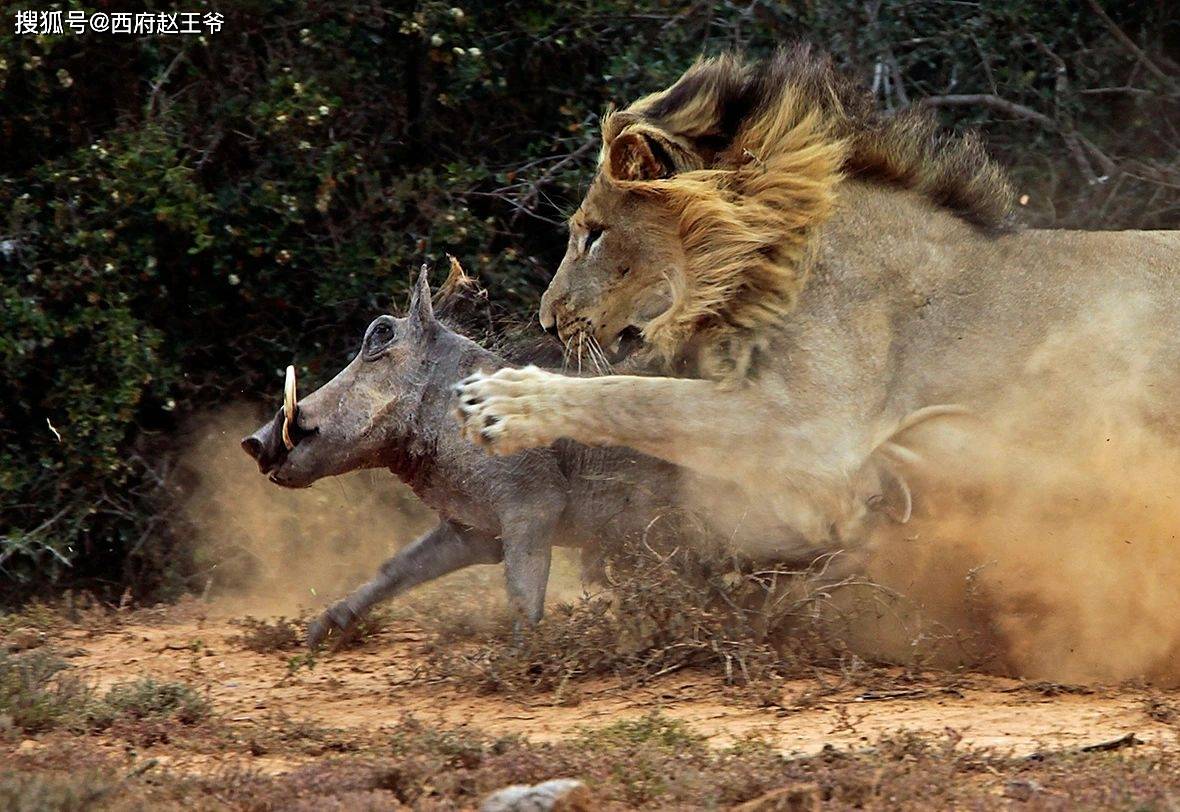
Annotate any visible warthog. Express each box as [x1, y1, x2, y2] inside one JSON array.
[[243, 265, 903, 648], [242, 267, 684, 645]]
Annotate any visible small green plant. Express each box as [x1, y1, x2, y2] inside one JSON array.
[[0, 649, 92, 734], [93, 678, 210, 727], [285, 652, 318, 677], [230, 616, 302, 653], [574, 713, 704, 752]]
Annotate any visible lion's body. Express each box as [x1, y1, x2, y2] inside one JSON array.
[[796, 181, 1180, 429], [455, 48, 1180, 551]]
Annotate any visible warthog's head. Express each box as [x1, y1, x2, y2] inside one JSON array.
[[242, 269, 445, 488]]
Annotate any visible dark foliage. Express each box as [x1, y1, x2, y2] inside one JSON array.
[[1, 1, 1177, 602]]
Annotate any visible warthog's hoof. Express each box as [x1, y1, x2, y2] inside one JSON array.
[[305, 601, 358, 650]]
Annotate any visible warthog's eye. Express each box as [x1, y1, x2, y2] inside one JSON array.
[[584, 227, 604, 253], [363, 318, 397, 358]]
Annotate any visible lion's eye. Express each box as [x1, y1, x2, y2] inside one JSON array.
[[584, 227, 604, 253]]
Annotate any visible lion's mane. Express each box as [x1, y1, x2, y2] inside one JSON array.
[[599, 46, 1016, 375]]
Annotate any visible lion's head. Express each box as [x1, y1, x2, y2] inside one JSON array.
[[540, 46, 1015, 379]]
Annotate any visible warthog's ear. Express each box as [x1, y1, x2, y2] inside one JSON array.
[[408, 263, 434, 325]]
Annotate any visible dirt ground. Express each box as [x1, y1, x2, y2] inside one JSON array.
[[6, 596, 1180, 811], [57, 608, 1178, 768]]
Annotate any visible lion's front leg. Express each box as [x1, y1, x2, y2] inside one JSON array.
[[454, 366, 868, 545], [452, 366, 571, 456], [453, 366, 756, 472]]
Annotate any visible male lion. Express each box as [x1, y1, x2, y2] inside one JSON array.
[[455, 47, 1180, 549]]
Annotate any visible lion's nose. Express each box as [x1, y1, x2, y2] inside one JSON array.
[[539, 285, 565, 332]]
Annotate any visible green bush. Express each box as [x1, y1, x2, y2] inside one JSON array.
[[1, 1, 1176, 602], [0, 649, 92, 733], [93, 677, 210, 726], [0, 648, 210, 734]]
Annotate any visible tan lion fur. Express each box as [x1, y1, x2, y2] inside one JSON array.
[[465, 46, 1180, 549], [590, 46, 1014, 375]]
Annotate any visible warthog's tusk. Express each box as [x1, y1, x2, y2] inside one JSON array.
[[282, 364, 297, 450]]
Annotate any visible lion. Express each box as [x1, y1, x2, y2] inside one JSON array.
[[454, 46, 1180, 549]]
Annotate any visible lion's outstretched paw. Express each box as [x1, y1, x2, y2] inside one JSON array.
[[452, 366, 557, 455]]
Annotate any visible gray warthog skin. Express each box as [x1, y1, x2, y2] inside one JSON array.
[[243, 269, 694, 646], [242, 268, 898, 648]]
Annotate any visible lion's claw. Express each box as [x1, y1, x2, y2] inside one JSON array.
[[452, 366, 557, 455]]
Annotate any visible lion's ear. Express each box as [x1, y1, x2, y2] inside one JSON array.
[[608, 129, 676, 181]]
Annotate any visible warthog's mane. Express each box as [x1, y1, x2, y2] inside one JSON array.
[[431, 257, 565, 368]]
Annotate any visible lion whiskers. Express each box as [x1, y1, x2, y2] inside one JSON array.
[[586, 334, 613, 375], [560, 330, 614, 376]]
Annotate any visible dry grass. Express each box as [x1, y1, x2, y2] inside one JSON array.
[[8, 711, 1180, 810], [0, 648, 210, 736], [419, 536, 901, 699], [228, 615, 304, 653]]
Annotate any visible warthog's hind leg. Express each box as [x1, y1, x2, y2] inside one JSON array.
[[306, 520, 501, 649]]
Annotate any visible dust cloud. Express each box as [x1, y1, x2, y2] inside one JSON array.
[[176, 403, 585, 622], [177, 404, 434, 617], [852, 317, 1180, 685]]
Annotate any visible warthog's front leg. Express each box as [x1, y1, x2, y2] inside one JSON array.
[[306, 520, 501, 648], [499, 506, 560, 630]]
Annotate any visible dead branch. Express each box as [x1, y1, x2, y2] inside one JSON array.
[[1083, 0, 1176, 89], [1079, 85, 1159, 97], [146, 49, 187, 118], [922, 94, 1054, 127], [921, 94, 1116, 183]]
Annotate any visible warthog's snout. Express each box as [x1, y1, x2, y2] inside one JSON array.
[[241, 409, 288, 476], [241, 364, 327, 486], [242, 366, 318, 479], [241, 408, 320, 481]]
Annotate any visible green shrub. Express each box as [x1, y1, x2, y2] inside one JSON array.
[[92, 677, 210, 727], [0, 649, 92, 734], [1, 1, 1175, 602], [0, 650, 209, 734]]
